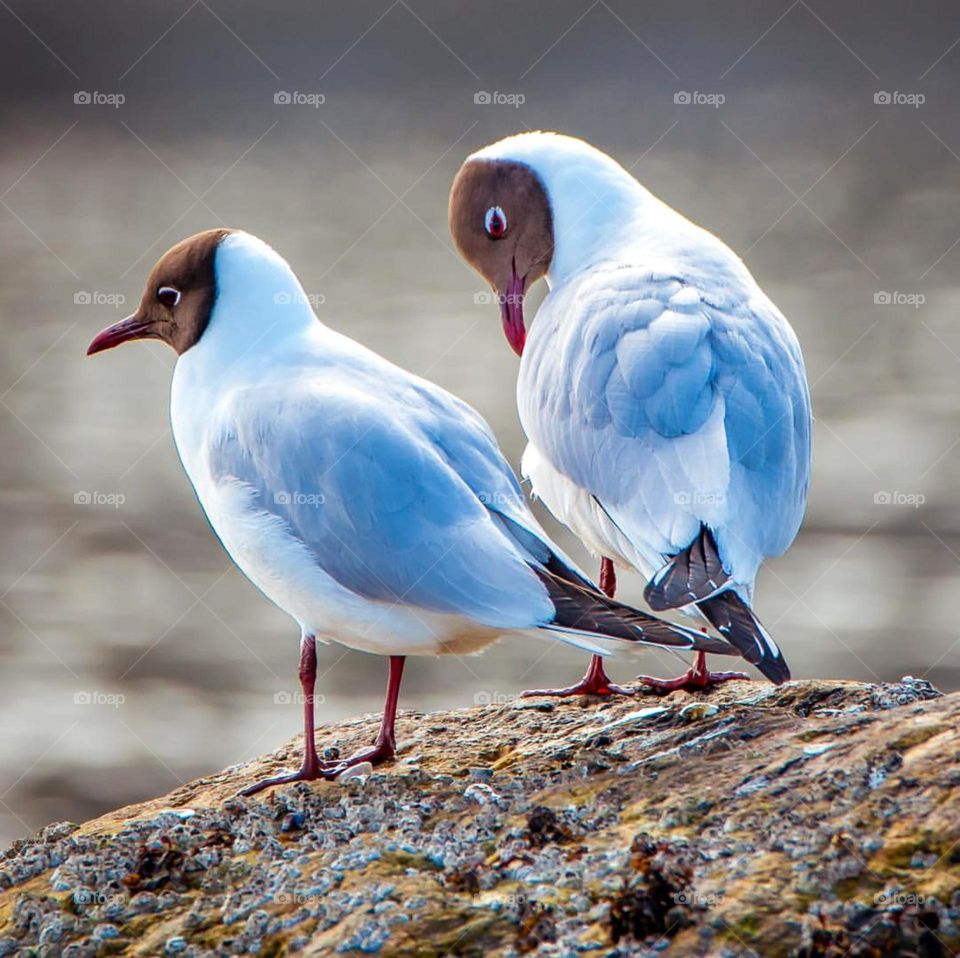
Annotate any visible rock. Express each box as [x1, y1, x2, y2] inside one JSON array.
[[1, 677, 957, 956], [679, 702, 720, 722], [463, 782, 500, 806], [336, 762, 373, 783]]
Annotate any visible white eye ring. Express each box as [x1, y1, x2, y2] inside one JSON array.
[[484, 206, 508, 239], [157, 285, 181, 307]]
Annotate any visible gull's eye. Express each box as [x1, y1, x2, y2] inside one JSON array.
[[484, 206, 507, 240], [157, 286, 181, 307]]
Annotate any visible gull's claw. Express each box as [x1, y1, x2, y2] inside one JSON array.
[[520, 653, 636, 699], [638, 651, 750, 695]]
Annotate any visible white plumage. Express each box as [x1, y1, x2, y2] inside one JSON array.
[[464, 133, 812, 681]]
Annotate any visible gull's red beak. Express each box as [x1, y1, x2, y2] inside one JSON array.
[[86, 312, 156, 356], [499, 272, 526, 357]]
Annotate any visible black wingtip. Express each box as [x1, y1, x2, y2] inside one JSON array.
[[698, 590, 790, 685], [643, 580, 673, 612], [644, 525, 731, 612], [751, 651, 791, 685], [534, 567, 741, 657], [765, 661, 791, 685]]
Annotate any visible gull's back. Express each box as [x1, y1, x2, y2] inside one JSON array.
[[518, 213, 812, 595]]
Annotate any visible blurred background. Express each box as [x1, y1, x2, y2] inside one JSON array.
[[1, 0, 958, 844]]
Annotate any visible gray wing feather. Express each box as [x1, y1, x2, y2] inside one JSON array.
[[520, 267, 812, 587], [207, 377, 556, 629]]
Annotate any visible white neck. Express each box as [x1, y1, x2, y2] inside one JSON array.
[[175, 231, 321, 389]]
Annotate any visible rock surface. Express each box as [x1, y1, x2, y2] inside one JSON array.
[[1, 677, 957, 957]]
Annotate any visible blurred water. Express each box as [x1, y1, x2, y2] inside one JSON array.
[[2, 0, 959, 844]]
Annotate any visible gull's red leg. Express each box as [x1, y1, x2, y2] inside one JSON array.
[[319, 655, 406, 773], [521, 557, 635, 698], [242, 633, 323, 795], [241, 648, 406, 797], [637, 643, 749, 694]]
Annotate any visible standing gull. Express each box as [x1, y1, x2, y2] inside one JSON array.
[[87, 228, 739, 794], [450, 132, 811, 694]]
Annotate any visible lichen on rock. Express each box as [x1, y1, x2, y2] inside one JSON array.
[[1, 677, 956, 956]]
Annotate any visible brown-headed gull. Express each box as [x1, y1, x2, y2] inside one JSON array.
[[86, 228, 740, 793], [450, 132, 811, 696]]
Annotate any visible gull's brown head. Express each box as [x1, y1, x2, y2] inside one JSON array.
[[87, 228, 233, 357], [449, 159, 553, 356]]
